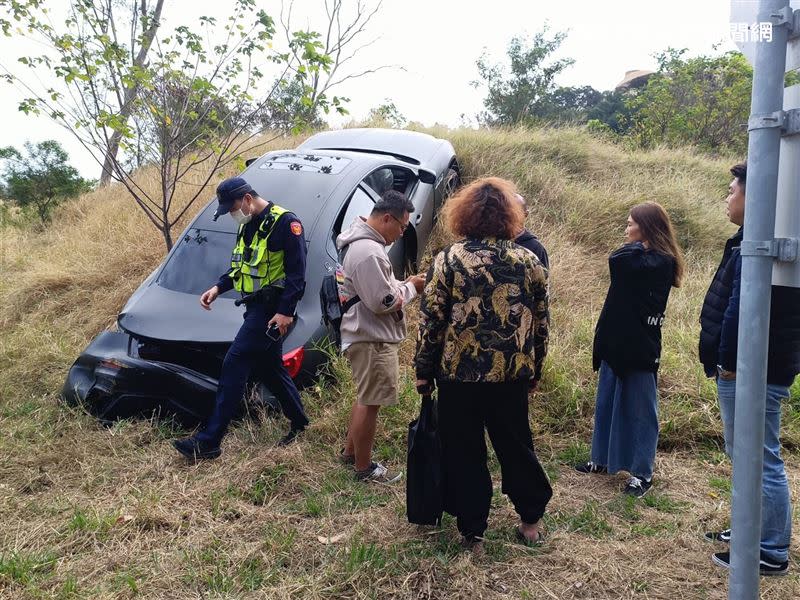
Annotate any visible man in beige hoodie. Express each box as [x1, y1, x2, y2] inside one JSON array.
[[337, 190, 425, 482]]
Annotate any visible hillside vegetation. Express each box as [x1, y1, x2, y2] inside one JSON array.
[[1, 127, 798, 599]]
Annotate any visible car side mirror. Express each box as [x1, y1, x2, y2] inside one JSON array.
[[245, 157, 258, 167], [417, 169, 436, 185]]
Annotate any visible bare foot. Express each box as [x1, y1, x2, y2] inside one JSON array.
[[517, 519, 545, 544]]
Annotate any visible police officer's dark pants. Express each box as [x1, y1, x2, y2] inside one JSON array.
[[437, 380, 552, 539], [196, 302, 309, 447]]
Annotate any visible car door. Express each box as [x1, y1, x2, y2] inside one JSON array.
[[326, 184, 378, 262]]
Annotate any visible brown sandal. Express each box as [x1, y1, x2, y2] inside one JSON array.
[[515, 526, 545, 546]]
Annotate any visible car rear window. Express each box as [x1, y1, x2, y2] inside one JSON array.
[[157, 229, 238, 296], [259, 153, 351, 175]]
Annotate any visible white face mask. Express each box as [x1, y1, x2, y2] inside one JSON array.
[[229, 199, 252, 225]]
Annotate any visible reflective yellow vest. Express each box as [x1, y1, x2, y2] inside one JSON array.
[[230, 204, 288, 294]]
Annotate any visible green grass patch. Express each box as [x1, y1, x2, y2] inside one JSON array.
[[283, 468, 390, 518], [556, 440, 590, 466], [56, 575, 80, 599], [0, 551, 57, 587], [343, 540, 388, 575], [67, 508, 118, 538], [112, 570, 141, 595], [709, 476, 732, 498], [552, 500, 613, 538], [642, 491, 688, 514], [542, 461, 560, 483], [245, 464, 289, 505], [237, 556, 271, 592], [607, 495, 641, 523], [261, 523, 297, 569], [181, 539, 259, 595]]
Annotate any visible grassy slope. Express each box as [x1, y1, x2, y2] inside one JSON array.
[[0, 127, 798, 599]]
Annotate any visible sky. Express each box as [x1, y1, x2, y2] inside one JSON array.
[[0, 0, 749, 178]]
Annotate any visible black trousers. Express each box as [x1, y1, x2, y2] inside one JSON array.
[[437, 380, 553, 538], [195, 302, 309, 446]]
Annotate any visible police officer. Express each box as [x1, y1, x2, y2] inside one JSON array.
[[173, 177, 310, 460]]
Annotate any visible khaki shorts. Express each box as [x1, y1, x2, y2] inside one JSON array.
[[344, 341, 400, 406]]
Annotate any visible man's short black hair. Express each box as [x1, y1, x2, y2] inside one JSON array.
[[371, 189, 414, 219], [731, 162, 747, 187]]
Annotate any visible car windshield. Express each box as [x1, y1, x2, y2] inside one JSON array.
[[157, 228, 238, 296]]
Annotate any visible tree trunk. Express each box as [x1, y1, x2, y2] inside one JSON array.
[[162, 225, 173, 251], [99, 0, 165, 186], [100, 132, 123, 186]]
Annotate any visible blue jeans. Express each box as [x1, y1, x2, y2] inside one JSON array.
[[590, 361, 659, 480], [717, 378, 792, 563]]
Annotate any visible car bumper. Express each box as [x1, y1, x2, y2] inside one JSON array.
[[62, 330, 330, 426], [62, 330, 228, 426]]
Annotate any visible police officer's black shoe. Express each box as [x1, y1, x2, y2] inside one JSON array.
[[172, 437, 222, 461], [277, 427, 305, 447]]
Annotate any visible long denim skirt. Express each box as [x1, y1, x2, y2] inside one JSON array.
[[590, 361, 659, 479]]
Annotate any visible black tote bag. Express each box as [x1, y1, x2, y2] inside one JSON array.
[[406, 394, 443, 526]]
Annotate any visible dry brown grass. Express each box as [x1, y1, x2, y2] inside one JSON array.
[[1, 126, 799, 598]]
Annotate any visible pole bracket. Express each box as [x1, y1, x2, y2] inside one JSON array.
[[740, 238, 799, 262], [749, 111, 784, 132], [792, 9, 800, 39], [771, 6, 800, 38], [782, 108, 800, 136]]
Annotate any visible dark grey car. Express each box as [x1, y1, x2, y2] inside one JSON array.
[[62, 128, 460, 425]]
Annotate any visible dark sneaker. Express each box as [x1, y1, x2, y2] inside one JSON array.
[[623, 476, 652, 497], [172, 437, 221, 461], [712, 551, 789, 576], [704, 528, 731, 544], [355, 462, 402, 483], [277, 427, 304, 447], [574, 461, 607, 474]]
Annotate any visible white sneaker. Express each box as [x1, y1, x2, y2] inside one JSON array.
[[355, 462, 403, 483]]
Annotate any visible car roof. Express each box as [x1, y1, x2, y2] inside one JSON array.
[[297, 128, 445, 167], [191, 149, 409, 233]]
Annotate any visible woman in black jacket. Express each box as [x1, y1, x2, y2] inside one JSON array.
[[575, 202, 684, 497]]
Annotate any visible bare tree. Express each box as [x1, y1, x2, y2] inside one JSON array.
[[0, 1, 164, 186], [99, 0, 165, 186], [279, 0, 396, 116], [1, 0, 364, 250]]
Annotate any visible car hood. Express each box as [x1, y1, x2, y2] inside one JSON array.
[[118, 283, 245, 344]]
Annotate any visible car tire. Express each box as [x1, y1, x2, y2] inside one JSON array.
[[434, 167, 461, 221], [397, 235, 417, 278], [402, 253, 415, 279], [443, 167, 460, 199]]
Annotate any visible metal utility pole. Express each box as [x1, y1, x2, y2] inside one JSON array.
[[729, 1, 799, 598]]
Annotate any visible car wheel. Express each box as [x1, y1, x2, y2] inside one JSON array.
[[443, 167, 461, 199], [434, 167, 461, 221], [402, 252, 416, 278], [398, 233, 417, 278]]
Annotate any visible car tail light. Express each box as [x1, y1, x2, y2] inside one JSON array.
[[282, 347, 304, 379], [97, 358, 126, 371]]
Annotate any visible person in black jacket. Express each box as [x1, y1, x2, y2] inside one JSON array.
[[513, 193, 549, 269], [700, 162, 800, 576], [575, 202, 684, 498]]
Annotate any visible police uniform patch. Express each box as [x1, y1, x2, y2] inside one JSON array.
[[290, 221, 303, 236]]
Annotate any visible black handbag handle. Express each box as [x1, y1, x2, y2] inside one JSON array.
[[418, 394, 436, 429]]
